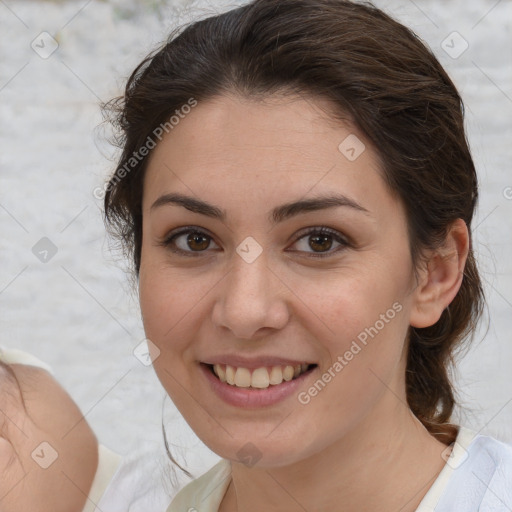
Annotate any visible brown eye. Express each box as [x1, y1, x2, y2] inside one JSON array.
[[161, 227, 219, 256], [161, 226, 349, 259], [185, 232, 210, 251], [289, 227, 349, 258], [308, 233, 333, 252]]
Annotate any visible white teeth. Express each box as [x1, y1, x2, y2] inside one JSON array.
[[212, 363, 311, 389], [214, 364, 226, 383], [251, 367, 270, 388], [269, 366, 283, 385], [225, 365, 236, 385], [234, 367, 251, 387], [282, 365, 294, 381]]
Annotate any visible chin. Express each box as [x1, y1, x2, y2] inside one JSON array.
[[201, 431, 315, 469]]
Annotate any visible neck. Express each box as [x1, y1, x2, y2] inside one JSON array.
[[220, 391, 451, 512]]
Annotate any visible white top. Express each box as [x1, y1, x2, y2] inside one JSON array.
[[93, 446, 174, 511], [166, 428, 512, 511]]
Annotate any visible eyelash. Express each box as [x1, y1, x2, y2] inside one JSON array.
[[159, 226, 350, 259]]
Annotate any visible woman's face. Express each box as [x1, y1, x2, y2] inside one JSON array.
[[139, 93, 419, 467]]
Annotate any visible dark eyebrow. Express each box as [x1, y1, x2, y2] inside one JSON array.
[[150, 192, 370, 224]]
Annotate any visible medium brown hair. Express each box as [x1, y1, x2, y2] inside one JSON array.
[[103, 0, 484, 444]]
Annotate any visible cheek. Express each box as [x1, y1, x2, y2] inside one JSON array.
[[138, 256, 218, 360], [138, 265, 198, 408], [294, 296, 409, 451], [138, 258, 189, 355], [290, 263, 411, 399], [138, 264, 221, 435], [292, 262, 409, 345]]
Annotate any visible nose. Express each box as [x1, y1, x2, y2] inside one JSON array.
[[211, 251, 290, 340]]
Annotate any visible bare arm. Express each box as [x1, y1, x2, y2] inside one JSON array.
[[0, 361, 99, 512]]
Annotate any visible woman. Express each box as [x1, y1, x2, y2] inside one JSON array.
[[1, 0, 511, 510]]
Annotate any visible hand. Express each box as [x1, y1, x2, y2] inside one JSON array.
[[0, 361, 99, 512]]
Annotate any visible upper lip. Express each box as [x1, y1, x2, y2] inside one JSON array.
[[201, 355, 315, 369]]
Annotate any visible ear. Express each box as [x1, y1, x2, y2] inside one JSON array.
[[409, 218, 469, 328]]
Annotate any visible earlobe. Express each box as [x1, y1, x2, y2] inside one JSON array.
[[409, 219, 469, 328]]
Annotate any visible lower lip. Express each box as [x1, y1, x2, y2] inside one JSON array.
[[200, 363, 314, 408]]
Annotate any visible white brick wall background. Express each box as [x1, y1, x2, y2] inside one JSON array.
[[1, 0, 511, 480]]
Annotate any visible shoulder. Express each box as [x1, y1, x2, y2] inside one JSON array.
[[435, 427, 512, 511], [456, 426, 512, 469], [466, 430, 512, 481], [471, 431, 512, 460]]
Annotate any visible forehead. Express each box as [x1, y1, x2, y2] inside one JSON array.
[[148, 92, 360, 162], [142, 93, 394, 219]]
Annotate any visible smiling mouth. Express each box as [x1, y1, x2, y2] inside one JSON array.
[[207, 363, 317, 389]]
